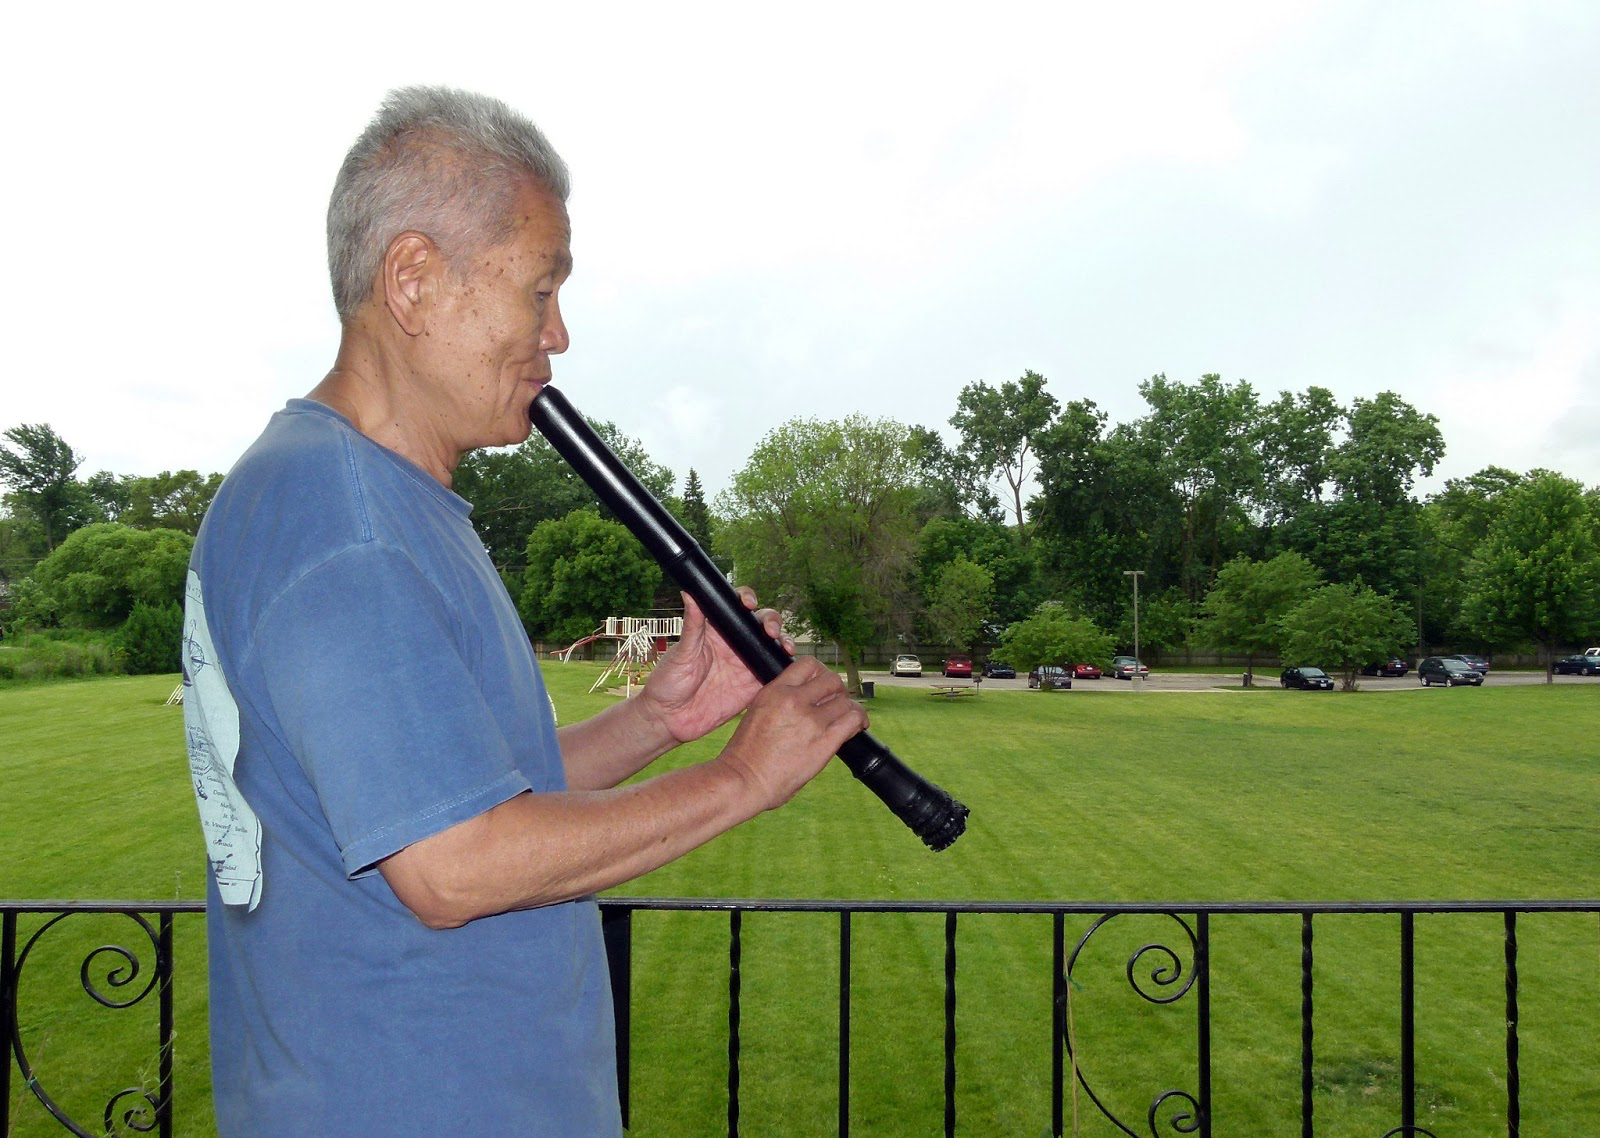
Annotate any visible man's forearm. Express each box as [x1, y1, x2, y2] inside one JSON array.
[[378, 760, 758, 928], [555, 692, 684, 790], [381, 660, 862, 929]]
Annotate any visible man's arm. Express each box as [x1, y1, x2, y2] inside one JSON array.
[[378, 656, 864, 928]]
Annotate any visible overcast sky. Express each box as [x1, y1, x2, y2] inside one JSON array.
[[4, 1, 1596, 507]]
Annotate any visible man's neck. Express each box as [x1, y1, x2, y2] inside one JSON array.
[[308, 329, 460, 488]]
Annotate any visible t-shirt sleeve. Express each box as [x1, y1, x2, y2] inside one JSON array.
[[252, 541, 534, 877]]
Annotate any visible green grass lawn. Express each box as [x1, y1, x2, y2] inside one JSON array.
[[3, 671, 1597, 1135]]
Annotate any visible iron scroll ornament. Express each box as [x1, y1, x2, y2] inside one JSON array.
[[529, 384, 969, 850], [6, 910, 168, 1137], [1065, 912, 1207, 1138]]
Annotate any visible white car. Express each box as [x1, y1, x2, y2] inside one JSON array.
[[1586, 647, 1600, 658], [889, 654, 923, 677]]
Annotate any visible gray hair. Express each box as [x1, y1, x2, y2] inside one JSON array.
[[327, 86, 570, 321]]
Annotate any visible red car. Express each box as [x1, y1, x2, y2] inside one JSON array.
[[943, 654, 973, 678], [1072, 663, 1102, 680]]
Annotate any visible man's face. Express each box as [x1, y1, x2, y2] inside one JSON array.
[[422, 181, 572, 455]]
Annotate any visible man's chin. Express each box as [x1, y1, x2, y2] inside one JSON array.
[[478, 414, 536, 453], [507, 416, 537, 447]]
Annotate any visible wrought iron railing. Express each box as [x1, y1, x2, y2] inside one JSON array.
[[5, 899, 1597, 1137]]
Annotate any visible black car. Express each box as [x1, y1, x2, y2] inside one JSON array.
[[1553, 654, 1600, 676], [982, 660, 1016, 679], [1027, 665, 1072, 690], [1449, 653, 1490, 674], [1281, 666, 1334, 690], [1419, 656, 1484, 686], [1360, 659, 1409, 677]]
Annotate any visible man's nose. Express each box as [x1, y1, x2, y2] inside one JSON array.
[[541, 300, 570, 355]]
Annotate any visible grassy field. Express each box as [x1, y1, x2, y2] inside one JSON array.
[[3, 670, 1597, 1135]]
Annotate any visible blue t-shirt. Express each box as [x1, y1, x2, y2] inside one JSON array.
[[183, 399, 620, 1136]]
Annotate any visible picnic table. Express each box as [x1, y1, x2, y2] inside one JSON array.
[[928, 682, 979, 699]]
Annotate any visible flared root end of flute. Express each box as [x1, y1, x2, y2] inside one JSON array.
[[913, 795, 970, 852]]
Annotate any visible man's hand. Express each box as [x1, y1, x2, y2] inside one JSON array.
[[715, 656, 869, 811], [637, 589, 788, 744]]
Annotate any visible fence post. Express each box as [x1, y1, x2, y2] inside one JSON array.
[[2, 911, 15, 1138], [601, 905, 633, 1129]]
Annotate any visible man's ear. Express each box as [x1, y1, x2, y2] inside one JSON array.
[[380, 231, 439, 337]]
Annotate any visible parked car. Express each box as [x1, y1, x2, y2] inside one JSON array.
[[1360, 659, 1410, 677], [1553, 654, 1600, 676], [981, 660, 1015, 679], [1585, 647, 1600, 658], [889, 654, 922, 677], [1072, 662, 1103, 680], [1449, 653, 1490, 674], [1281, 666, 1335, 690], [1419, 656, 1484, 686], [1027, 665, 1072, 690], [943, 654, 973, 678], [1110, 655, 1149, 680]]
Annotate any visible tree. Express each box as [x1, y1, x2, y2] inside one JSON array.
[[0, 507, 48, 590], [22, 523, 193, 629], [717, 416, 922, 694], [924, 556, 994, 652], [997, 602, 1113, 673], [1197, 553, 1323, 682], [1306, 392, 1446, 600], [680, 468, 714, 551], [949, 370, 1059, 541], [518, 508, 663, 643], [906, 425, 994, 521], [0, 423, 91, 551], [1118, 588, 1197, 659], [1460, 473, 1600, 679], [1417, 467, 1524, 647], [1032, 398, 1178, 626], [915, 515, 1040, 630], [115, 470, 224, 534], [455, 422, 675, 574], [1255, 386, 1341, 525], [1133, 373, 1263, 600], [1328, 392, 1445, 507], [84, 470, 132, 525], [1277, 582, 1413, 691]]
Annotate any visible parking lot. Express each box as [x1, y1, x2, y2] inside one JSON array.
[[868, 668, 1594, 692]]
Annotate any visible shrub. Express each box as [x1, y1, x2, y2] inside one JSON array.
[[0, 630, 121, 684], [2, 576, 60, 633], [117, 601, 184, 675], [24, 523, 192, 629]]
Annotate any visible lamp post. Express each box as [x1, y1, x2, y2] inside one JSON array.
[[1123, 570, 1144, 685]]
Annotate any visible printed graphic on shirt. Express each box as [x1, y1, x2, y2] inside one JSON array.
[[183, 570, 263, 909]]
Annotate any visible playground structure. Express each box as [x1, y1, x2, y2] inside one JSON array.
[[554, 616, 684, 695]]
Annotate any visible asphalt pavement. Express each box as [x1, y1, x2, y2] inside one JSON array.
[[869, 668, 1593, 692]]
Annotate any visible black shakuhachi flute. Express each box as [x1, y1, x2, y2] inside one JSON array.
[[530, 384, 969, 851]]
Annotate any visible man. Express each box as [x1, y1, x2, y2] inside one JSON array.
[[182, 86, 866, 1136]]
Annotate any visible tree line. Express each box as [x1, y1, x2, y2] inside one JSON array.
[[714, 371, 1599, 689], [4, 371, 1597, 684]]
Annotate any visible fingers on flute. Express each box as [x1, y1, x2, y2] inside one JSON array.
[[731, 584, 793, 653], [726, 659, 866, 809], [757, 609, 794, 654], [777, 659, 869, 743]]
